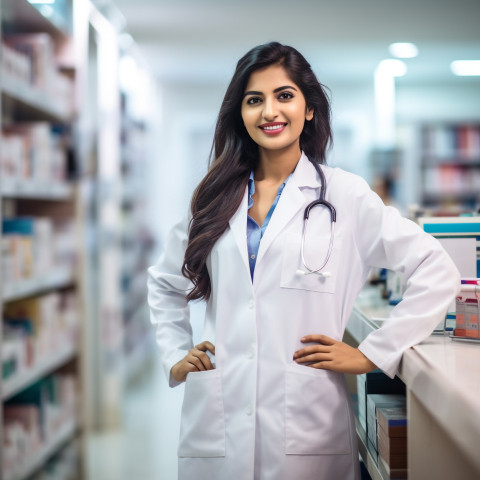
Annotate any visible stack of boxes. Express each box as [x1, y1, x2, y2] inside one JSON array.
[[455, 280, 480, 339], [367, 395, 407, 479], [1, 123, 68, 186], [2, 217, 77, 283], [2, 292, 79, 382], [377, 405, 408, 479], [357, 370, 407, 478], [2, 374, 77, 478], [1, 33, 75, 116]]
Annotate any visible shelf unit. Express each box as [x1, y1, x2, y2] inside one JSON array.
[[2, 0, 157, 475], [1, 179, 73, 200], [118, 54, 156, 384], [344, 290, 396, 480], [3, 343, 77, 402], [419, 123, 480, 210], [0, 1, 83, 479], [4, 419, 77, 480], [346, 287, 480, 480], [2, 269, 75, 303], [73, 0, 126, 431], [1, 75, 71, 123]]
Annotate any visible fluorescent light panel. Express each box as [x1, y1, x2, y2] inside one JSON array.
[[28, 0, 55, 4], [451, 60, 480, 76], [389, 42, 419, 59], [377, 59, 407, 77]]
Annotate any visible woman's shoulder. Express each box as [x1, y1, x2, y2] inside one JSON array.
[[323, 165, 371, 193]]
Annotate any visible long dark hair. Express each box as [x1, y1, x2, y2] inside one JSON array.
[[182, 42, 332, 301]]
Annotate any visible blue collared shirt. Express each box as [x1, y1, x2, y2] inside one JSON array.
[[247, 170, 291, 280]]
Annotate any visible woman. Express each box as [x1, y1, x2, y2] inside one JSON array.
[[148, 42, 459, 480]]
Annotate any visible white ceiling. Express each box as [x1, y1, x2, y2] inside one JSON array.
[[110, 0, 480, 86]]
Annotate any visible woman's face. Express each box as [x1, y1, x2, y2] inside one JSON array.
[[241, 64, 313, 156]]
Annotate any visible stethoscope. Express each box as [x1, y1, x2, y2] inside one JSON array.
[[296, 160, 336, 278]]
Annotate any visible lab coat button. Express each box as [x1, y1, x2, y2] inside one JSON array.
[[246, 348, 254, 359], [248, 300, 254, 309], [245, 404, 253, 416]]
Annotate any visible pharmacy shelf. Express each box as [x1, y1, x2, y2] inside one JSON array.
[[418, 123, 480, 209], [422, 157, 480, 167], [423, 191, 479, 202], [355, 417, 384, 480], [1, 179, 73, 200], [1, 0, 69, 42], [347, 293, 389, 480], [4, 419, 77, 480], [1, 1, 86, 478], [3, 343, 77, 401], [1, 75, 70, 122], [2, 269, 75, 303]]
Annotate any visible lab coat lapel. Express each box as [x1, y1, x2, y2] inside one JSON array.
[[255, 153, 321, 268], [228, 185, 251, 277]]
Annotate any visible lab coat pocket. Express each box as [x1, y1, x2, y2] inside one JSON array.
[[280, 232, 337, 293], [178, 368, 225, 457], [285, 363, 352, 455]]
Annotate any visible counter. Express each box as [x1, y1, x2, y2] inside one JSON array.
[[347, 288, 480, 480]]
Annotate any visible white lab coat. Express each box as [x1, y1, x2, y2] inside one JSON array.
[[147, 153, 460, 480]]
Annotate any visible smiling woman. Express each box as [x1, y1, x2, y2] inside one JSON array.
[[147, 42, 460, 480], [241, 65, 314, 155]]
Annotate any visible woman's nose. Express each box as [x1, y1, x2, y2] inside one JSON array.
[[262, 98, 278, 121]]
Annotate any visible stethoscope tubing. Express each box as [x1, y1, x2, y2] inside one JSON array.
[[300, 161, 336, 276]]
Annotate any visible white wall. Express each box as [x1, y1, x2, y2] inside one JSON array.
[[397, 81, 480, 123], [328, 82, 376, 179], [146, 81, 225, 254]]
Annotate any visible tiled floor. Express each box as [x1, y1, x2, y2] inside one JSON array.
[[85, 355, 184, 480]]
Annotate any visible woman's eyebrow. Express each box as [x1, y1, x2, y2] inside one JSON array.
[[243, 85, 298, 97]]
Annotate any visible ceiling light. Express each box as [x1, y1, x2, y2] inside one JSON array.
[[28, 0, 55, 4], [389, 42, 418, 59], [450, 60, 480, 76], [376, 59, 407, 77]]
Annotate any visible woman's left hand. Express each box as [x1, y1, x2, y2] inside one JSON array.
[[293, 334, 377, 374]]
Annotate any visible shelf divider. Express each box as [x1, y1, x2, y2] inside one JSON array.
[[3, 343, 77, 401]]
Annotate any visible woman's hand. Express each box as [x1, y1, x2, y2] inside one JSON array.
[[171, 341, 216, 383], [293, 334, 377, 375]]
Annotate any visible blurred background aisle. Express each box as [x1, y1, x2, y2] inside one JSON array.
[[0, 0, 479, 479], [85, 354, 180, 479]]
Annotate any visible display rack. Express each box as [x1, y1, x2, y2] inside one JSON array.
[[73, 0, 125, 431], [0, 1, 82, 478], [2, 0, 156, 475], [118, 55, 156, 384], [4, 419, 77, 480], [419, 123, 480, 210], [346, 287, 480, 480], [3, 343, 77, 402]]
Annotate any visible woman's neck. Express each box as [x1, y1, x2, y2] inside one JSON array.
[[255, 146, 302, 182]]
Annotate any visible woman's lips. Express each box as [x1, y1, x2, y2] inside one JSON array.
[[259, 122, 287, 135]]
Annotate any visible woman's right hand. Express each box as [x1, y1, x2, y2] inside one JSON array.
[[171, 341, 216, 383]]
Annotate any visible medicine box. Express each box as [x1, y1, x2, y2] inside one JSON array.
[[357, 370, 405, 435], [366, 394, 406, 450]]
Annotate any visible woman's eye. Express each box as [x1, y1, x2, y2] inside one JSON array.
[[278, 92, 294, 100], [246, 97, 262, 105]]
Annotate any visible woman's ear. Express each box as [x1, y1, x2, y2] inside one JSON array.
[[306, 107, 314, 121]]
